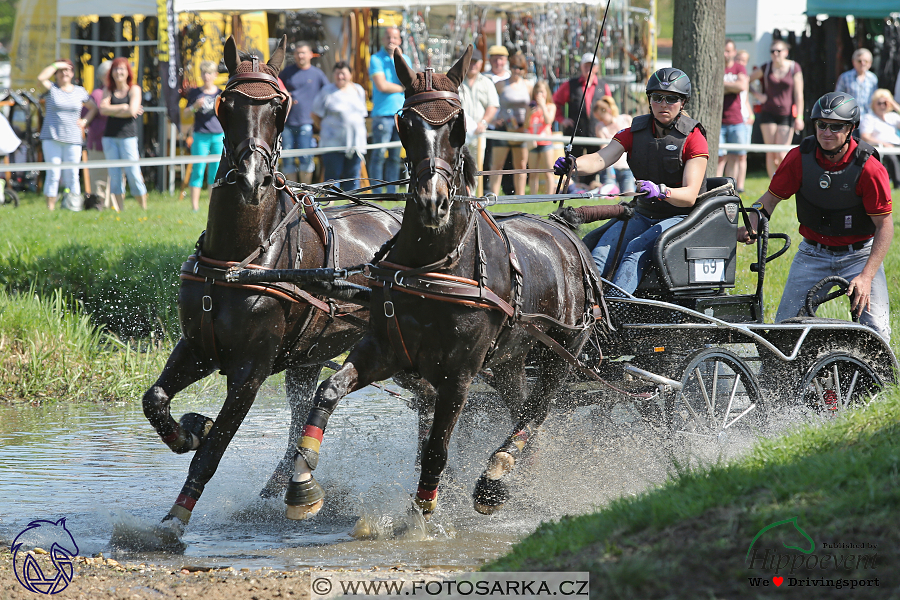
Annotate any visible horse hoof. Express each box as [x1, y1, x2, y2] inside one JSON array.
[[472, 474, 509, 515], [284, 477, 325, 520], [179, 413, 214, 449], [286, 499, 324, 521], [412, 496, 437, 521]]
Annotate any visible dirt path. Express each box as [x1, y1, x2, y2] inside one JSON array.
[[0, 550, 457, 600]]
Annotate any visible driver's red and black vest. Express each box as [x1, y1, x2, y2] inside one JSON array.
[[629, 113, 707, 219], [795, 136, 877, 237]]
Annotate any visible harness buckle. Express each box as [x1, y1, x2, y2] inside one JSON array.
[[273, 171, 286, 190], [202, 295, 213, 312], [384, 300, 395, 318], [225, 169, 238, 185], [394, 271, 405, 286]]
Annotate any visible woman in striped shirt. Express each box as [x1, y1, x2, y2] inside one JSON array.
[[38, 59, 99, 210]]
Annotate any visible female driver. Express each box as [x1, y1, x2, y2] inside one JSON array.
[[554, 68, 709, 294]]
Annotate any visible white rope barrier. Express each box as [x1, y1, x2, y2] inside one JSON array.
[[3, 132, 898, 173]]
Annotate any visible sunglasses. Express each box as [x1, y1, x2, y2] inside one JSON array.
[[770, 49, 786, 54], [815, 121, 849, 133], [650, 93, 682, 105], [875, 100, 889, 106]]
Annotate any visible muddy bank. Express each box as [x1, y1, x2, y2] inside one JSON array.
[[0, 550, 464, 600]]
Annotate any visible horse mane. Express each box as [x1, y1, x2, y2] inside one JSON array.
[[460, 144, 477, 193]]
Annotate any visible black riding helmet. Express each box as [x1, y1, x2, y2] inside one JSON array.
[[810, 92, 860, 126], [810, 92, 860, 157], [646, 68, 692, 102]]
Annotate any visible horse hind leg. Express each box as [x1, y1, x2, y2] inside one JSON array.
[[143, 340, 216, 454], [259, 364, 322, 498], [473, 349, 564, 515]]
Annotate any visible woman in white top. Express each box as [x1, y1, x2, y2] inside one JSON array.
[[490, 53, 532, 195], [859, 88, 900, 188], [37, 59, 99, 210], [311, 61, 368, 191]]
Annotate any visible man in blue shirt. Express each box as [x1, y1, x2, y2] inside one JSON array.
[[368, 27, 411, 193], [279, 42, 329, 184]]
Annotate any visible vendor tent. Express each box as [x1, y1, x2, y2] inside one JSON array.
[[805, 0, 899, 18]]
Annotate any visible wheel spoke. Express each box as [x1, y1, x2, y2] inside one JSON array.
[[724, 402, 757, 430], [694, 367, 713, 423], [721, 373, 740, 430], [843, 371, 860, 409], [711, 361, 720, 415], [679, 390, 704, 429], [832, 364, 843, 408]]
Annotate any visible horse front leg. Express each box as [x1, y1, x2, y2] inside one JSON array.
[[143, 339, 216, 454], [473, 350, 566, 515], [285, 337, 398, 520], [415, 375, 471, 520], [259, 364, 322, 498], [158, 354, 276, 543]]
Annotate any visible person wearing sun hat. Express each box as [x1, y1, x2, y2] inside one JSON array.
[[486, 45, 510, 83]]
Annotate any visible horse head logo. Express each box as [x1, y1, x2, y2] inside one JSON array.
[[11, 518, 79, 594], [746, 517, 814, 562]]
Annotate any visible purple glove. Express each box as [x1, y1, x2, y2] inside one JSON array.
[[554, 154, 577, 176], [636, 180, 670, 201]]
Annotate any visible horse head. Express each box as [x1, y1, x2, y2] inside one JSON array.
[[394, 45, 476, 228], [218, 34, 290, 203]]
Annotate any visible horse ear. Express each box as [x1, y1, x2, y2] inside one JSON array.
[[393, 48, 415, 91], [267, 35, 287, 73], [224, 36, 239, 76], [446, 45, 473, 89]]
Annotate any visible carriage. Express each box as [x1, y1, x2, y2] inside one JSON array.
[[234, 175, 897, 446]]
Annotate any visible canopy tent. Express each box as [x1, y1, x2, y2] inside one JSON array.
[[57, 0, 155, 16], [805, 0, 899, 18], [173, 0, 603, 12]]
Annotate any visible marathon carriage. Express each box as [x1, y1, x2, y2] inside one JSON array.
[[232, 173, 897, 445]]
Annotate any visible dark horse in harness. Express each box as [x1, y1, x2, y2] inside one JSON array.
[[284, 46, 603, 520], [139, 35, 400, 546]]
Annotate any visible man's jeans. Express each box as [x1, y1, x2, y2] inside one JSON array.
[[590, 212, 686, 294], [369, 116, 403, 192], [775, 239, 890, 341], [282, 124, 315, 174]]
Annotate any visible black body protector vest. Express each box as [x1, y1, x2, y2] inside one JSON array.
[[795, 136, 877, 237], [629, 113, 708, 219]]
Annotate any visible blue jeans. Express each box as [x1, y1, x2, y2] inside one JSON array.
[[590, 212, 686, 294], [718, 123, 749, 156], [775, 239, 890, 341], [102, 136, 147, 196], [282, 124, 315, 174], [601, 167, 636, 193], [320, 151, 361, 191], [188, 131, 224, 188], [369, 116, 402, 192]]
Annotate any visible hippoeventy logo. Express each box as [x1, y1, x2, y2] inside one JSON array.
[[745, 517, 880, 590], [11, 518, 79, 594]]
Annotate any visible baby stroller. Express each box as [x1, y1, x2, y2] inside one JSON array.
[[0, 110, 21, 207]]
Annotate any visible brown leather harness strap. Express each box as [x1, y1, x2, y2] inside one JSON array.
[[201, 279, 221, 364], [382, 284, 415, 370]]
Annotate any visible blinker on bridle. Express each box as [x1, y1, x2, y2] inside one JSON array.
[[399, 68, 466, 201], [216, 55, 293, 188]]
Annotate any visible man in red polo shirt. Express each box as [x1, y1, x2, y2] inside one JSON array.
[[739, 92, 893, 340]]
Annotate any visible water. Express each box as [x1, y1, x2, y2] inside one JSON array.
[[0, 386, 685, 572]]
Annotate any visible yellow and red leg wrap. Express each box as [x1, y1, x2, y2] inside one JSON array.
[[414, 485, 438, 514]]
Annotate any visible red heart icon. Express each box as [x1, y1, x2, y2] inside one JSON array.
[[773, 577, 783, 587]]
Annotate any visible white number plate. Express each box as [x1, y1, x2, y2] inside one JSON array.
[[692, 258, 725, 282]]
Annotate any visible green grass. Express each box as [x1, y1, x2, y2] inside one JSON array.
[[486, 389, 900, 597]]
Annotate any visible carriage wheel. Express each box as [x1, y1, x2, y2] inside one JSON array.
[[797, 352, 883, 414], [668, 348, 762, 443]]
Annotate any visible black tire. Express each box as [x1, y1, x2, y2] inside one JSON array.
[[1, 187, 19, 208], [797, 351, 883, 413], [668, 348, 762, 442]]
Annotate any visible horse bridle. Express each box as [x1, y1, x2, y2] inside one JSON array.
[[399, 69, 466, 201], [216, 56, 292, 187]]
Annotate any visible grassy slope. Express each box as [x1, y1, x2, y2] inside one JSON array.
[[487, 388, 900, 598]]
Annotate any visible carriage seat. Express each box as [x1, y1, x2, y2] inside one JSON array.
[[635, 177, 741, 295]]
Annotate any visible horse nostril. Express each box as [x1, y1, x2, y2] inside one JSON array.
[[262, 174, 273, 188]]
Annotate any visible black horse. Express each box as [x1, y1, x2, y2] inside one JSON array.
[[284, 46, 602, 520], [139, 35, 401, 546]]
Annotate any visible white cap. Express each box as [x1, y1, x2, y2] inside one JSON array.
[[581, 53, 596, 65]]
